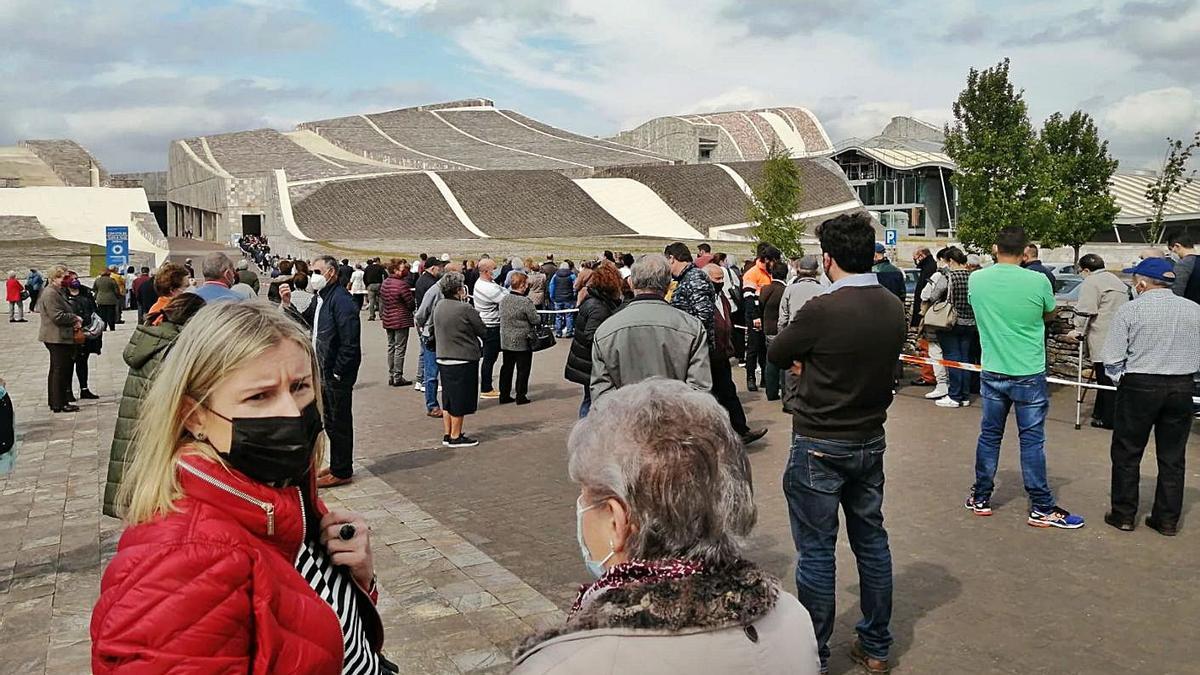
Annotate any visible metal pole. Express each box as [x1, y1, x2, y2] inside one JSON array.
[[1074, 340, 1084, 430]]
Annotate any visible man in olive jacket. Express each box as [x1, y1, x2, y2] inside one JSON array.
[[93, 268, 121, 331]]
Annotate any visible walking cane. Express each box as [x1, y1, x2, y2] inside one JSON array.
[[1074, 339, 1084, 430]]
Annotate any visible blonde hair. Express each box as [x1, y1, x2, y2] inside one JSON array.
[[48, 265, 69, 282], [119, 301, 324, 524]]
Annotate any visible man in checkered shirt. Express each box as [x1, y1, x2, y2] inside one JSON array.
[[1101, 257, 1200, 536]]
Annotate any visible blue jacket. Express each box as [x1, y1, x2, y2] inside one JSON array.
[[548, 269, 577, 303], [301, 284, 362, 387]]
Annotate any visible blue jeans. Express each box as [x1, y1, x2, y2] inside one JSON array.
[[579, 386, 592, 418], [420, 338, 439, 412], [783, 434, 893, 667], [553, 301, 575, 336], [972, 371, 1053, 511], [939, 325, 975, 402]]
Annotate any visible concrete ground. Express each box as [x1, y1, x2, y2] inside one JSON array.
[[1, 301, 1197, 674]]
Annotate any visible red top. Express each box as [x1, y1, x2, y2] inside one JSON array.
[[91, 454, 383, 674], [5, 277, 22, 303]]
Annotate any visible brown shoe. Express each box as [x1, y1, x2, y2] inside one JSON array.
[[850, 640, 890, 673], [427, 408, 444, 418], [317, 466, 332, 479], [316, 474, 352, 489]]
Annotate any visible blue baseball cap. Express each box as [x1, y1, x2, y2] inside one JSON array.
[[1122, 257, 1177, 282], [874, 242, 886, 254]]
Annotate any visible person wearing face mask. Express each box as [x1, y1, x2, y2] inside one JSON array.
[[91, 302, 393, 674], [1070, 254, 1130, 430], [65, 274, 102, 402], [511, 378, 819, 674], [191, 252, 242, 303], [1100, 258, 1200, 536], [285, 255, 362, 489]]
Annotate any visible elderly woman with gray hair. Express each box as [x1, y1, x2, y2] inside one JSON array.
[[512, 378, 819, 674], [431, 271, 487, 447]]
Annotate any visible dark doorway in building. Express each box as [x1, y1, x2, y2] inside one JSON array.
[[242, 214, 262, 237], [150, 202, 168, 235]]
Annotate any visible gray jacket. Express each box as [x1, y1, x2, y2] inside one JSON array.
[[414, 285, 441, 338], [1074, 270, 1130, 361], [590, 295, 711, 400], [432, 298, 486, 361], [500, 292, 541, 351]]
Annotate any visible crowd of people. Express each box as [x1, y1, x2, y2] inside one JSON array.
[[7, 220, 1193, 673]]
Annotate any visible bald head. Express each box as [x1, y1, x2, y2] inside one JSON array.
[[704, 263, 725, 284], [477, 258, 496, 279]]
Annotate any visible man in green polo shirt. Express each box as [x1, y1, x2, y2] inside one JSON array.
[[965, 226, 1085, 530]]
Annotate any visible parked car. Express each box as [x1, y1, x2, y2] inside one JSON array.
[[1044, 262, 1078, 276], [1054, 274, 1084, 302]]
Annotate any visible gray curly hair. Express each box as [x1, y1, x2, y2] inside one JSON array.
[[567, 377, 756, 565]]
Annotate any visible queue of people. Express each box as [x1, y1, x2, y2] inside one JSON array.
[[8, 220, 1182, 673]]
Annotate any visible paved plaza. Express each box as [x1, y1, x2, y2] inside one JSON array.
[[1, 308, 1198, 674]]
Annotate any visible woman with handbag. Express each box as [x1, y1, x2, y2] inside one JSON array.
[[7, 271, 27, 322], [37, 265, 82, 413], [66, 275, 104, 401], [498, 272, 542, 405], [928, 247, 976, 409]]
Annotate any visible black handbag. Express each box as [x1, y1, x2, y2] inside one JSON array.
[[532, 324, 556, 352]]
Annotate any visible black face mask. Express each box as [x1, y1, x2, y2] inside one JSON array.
[[210, 402, 323, 485]]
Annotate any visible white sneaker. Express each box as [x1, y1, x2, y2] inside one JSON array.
[[925, 385, 949, 399], [414, 382, 424, 392], [935, 396, 967, 408]]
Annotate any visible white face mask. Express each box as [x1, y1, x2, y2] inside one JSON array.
[[309, 272, 328, 292], [576, 497, 615, 579]]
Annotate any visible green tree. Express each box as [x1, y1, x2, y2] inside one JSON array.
[[1143, 132, 1199, 244], [748, 146, 805, 258], [1039, 111, 1120, 261], [943, 58, 1050, 251]]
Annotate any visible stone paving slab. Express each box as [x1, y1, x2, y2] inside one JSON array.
[[0, 312, 562, 674]]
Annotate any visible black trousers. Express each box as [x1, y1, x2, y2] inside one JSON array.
[[45, 343, 75, 409], [499, 349, 533, 401], [1110, 373, 1193, 525], [98, 304, 118, 331], [744, 328, 767, 383], [731, 311, 746, 362], [710, 352, 749, 435], [480, 326, 501, 392], [322, 383, 355, 479], [74, 352, 89, 391], [1092, 362, 1116, 427]]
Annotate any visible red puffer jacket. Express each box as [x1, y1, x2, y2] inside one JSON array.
[[379, 274, 415, 330], [91, 455, 383, 674]]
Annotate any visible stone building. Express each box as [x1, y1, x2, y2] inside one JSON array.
[[610, 107, 834, 163]]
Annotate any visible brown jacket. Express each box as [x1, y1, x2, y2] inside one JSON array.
[[38, 287, 77, 344], [512, 560, 820, 674]]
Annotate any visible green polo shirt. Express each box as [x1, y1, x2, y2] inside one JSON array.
[[968, 263, 1056, 376]]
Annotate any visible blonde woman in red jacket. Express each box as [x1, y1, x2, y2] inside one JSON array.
[[91, 301, 392, 674]]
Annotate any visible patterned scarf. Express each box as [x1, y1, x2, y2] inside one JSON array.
[[570, 558, 706, 616]]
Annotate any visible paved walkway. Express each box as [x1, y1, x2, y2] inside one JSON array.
[[3, 299, 1200, 674], [0, 311, 561, 675]]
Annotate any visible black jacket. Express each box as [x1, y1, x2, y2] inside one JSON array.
[[137, 276, 159, 313], [301, 284, 362, 387], [564, 288, 622, 386], [337, 264, 353, 289], [363, 263, 386, 286], [414, 272, 438, 308], [911, 255, 936, 327]]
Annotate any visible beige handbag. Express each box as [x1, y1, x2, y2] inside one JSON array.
[[921, 278, 957, 330]]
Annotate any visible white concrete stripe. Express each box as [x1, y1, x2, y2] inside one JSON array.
[[713, 163, 755, 200], [757, 111, 806, 157], [495, 109, 670, 163], [274, 170, 314, 242], [428, 111, 591, 169], [423, 171, 489, 238], [709, 199, 862, 235], [198, 137, 232, 177], [358, 115, 481, 170], [573, 177, 706, 239], [287, 171, 414, 187], [737, 112, 771, 156], [175, 140, 229, 179]]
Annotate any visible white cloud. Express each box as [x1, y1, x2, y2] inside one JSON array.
[[1103, 87, 1199, 137]]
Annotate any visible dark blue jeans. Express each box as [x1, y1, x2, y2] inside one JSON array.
[[783, 433, 893, 667], [972, 371, 1053, 512], [420, 338, 439, 412], [939, 324, 975, 402], [553, 301, 576, 336]]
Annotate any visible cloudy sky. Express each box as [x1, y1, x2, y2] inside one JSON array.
[[3, 0, 1197, 172]]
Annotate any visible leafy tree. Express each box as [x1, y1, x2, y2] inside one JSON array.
[[943, 58, 1050, 251], [1143, 132, 1199, 244], [748, 145, 806, 258], [1039, 111, 1120, 261]]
